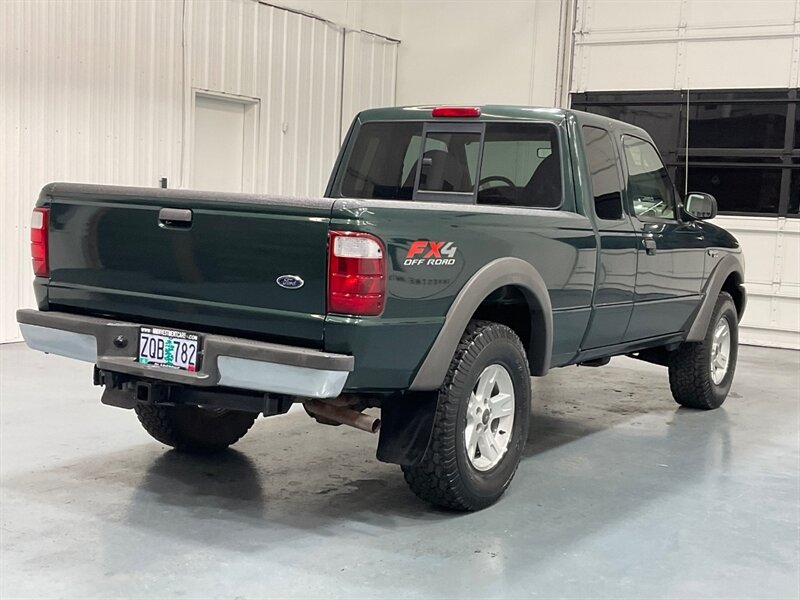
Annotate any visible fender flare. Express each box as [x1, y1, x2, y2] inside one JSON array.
[[409, 257, 553, 391], [685, 253, 745, 342]]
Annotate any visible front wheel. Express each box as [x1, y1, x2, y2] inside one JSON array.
[[134, 404, 257, 453], [668, 292, 739, 410], [402, 320, 531, 511]]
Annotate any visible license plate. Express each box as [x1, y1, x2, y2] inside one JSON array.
[[137, 327, 200, 372]]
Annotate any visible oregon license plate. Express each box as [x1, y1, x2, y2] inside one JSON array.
[[137, 327, 200, 371]]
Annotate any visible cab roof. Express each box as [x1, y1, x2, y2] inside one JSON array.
[[355, 105, 652, 141]]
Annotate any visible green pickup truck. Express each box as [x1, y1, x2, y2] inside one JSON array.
[[17, 105, 746, 511]]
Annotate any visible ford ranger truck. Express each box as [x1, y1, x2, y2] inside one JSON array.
[[17, 106, 746, 511]]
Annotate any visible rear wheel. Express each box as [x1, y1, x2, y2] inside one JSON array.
[[134, 404, 257, 453], [402, 321, 531, 511], [668, 292, 738, 410]]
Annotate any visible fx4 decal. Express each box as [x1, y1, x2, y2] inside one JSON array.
[[404, 240, 458, 266]]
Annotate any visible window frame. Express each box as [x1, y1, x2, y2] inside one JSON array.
[[411, 121, 485, 203]]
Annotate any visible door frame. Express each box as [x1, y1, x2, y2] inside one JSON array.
[[187, 89, 261, 193]]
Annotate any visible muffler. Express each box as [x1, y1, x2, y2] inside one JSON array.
[[304, 399, 381, 434]]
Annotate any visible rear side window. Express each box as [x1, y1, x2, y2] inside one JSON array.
[[582, 126, 624, 220], [475, 123, 561, 208]]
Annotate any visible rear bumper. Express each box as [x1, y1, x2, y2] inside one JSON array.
[[16, 309, 353, 398]]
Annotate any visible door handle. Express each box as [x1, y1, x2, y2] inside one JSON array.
[[158, 208, 192, 229], [642, 238, 657, 255]]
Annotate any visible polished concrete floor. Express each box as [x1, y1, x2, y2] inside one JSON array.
[[1, 342, 798, 599]]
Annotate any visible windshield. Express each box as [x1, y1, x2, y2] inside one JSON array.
[[334, 121, 562, 208]]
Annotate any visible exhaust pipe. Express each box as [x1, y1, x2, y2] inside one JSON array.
[[304, 399, 381, 434]]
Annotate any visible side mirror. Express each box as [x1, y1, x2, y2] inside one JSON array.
[[685, 192, 718, 220]]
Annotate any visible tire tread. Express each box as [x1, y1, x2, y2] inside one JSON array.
[[668, 292, 737, 410], [135, 404, 256, 453], [402, 320, 528, 511]]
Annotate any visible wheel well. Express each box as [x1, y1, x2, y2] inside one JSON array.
[[721, 272, 744, 319], [471, 285, 548, 375]]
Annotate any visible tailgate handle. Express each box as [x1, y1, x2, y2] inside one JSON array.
[[158, 208, 192, 229]]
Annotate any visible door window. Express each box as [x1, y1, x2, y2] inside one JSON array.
[[582, 126, 624, 220], [622, 136, 677, 220]]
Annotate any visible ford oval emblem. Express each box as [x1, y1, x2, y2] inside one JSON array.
[[276, 275, 304, 290]]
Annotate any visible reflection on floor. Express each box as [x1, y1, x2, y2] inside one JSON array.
[[1, 343, 798, 599]]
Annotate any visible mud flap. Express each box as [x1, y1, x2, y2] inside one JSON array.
[[376, 391, 439, 466]]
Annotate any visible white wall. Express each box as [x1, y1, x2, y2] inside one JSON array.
[[570, 0, 800, 349], [274, 0, 403, 39], [187, 0, 345, 197], [395, 0, 566, 107], [3, 0, 797, 349], [571, 0, 800, 92], [0, 0, 398, 343], [713, 216, 800, 350]]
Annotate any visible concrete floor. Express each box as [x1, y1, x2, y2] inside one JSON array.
[[1, 343, 798, 600]]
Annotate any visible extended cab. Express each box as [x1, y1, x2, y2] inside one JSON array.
[[17, 106, 746, 511]]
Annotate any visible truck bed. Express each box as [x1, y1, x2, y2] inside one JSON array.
[[39, 183, 335, 347]]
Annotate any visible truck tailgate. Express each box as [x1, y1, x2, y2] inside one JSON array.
[[42, 184, 334, 346]]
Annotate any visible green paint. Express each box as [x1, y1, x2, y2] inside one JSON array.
[[164, 341, 175, 364], [35, 105, 744, 393]]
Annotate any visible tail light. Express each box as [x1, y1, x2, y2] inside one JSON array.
[[31, 207, 49, 277], [328, 231, 386, 316], [432, 106, 481, 118]]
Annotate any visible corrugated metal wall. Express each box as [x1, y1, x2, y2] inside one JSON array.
[[188, 0, 344, 196], [570, 0, 800, 349], [0, 0, 186, 343], [0, 0, 398, 343], [341, 30, 399, 137]]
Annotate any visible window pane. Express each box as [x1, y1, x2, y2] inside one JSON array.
[[402, 135, 449, 184], [476, 123, 561, 208], [340, 122, 423, 199], [790, 168, 799, 214], [688, 102, 787, 149], [418, 132, 479, 193], [583, 126, 623, 220], [676, 165, 782, 214], [623, 137, 676, 220], [795, 106, 800, 148]]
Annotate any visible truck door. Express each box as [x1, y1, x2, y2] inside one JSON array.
[[580, 126, 638, 349], [620, 135, 706, 340]]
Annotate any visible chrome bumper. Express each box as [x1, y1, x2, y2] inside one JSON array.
[[16, 310, 353, 398]]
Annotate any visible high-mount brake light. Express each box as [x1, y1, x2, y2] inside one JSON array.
[[327, 231, 386, 316], [31, 207, 50, 277], [432, 106, 481, 118]]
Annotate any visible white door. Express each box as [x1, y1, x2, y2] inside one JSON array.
[[192, 95, 254, 192]]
